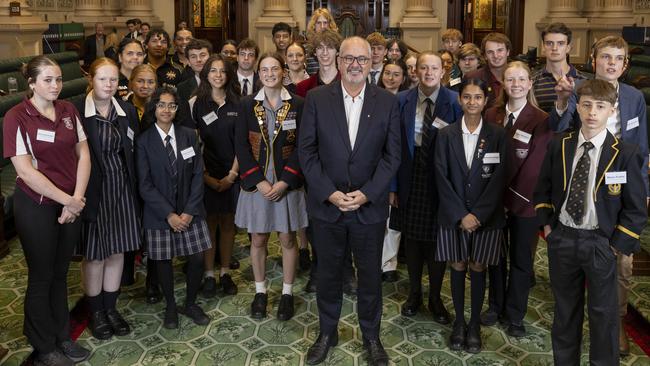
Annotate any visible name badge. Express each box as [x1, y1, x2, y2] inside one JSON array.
[[432, 117, 449, 129], [36, 129, 55, 143], [605, 171, 627, 184], [181, 147, 195, 160], [483, 152, 500, 164], [513, 129, 532, 144], [282, 119, 297, 130], [202, 111, 218, 126], [626, 117, 639, 131], [450, 77, 462, 87], [127, 127, 134, 141]]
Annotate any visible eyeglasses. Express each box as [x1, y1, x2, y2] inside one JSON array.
[[339, 55, 370, 65], [156, 102, 178, 111]]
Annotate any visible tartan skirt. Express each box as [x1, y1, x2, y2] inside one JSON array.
[[145, 218, 212, 260], [398, 147, 436, 241], [435, 226, 503, 265]]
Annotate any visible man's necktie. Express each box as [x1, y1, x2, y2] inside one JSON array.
[[165, 135, 178, 197], [242, 79, 249, 96], [370, 70, 379, 85], [505, 113, 514, 130], [566, 141, 594, 225], [419, 98, 435, 165]]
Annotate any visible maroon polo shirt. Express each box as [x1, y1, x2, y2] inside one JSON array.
[[464, 66, 502, 109], [3, 98, 87, 204]]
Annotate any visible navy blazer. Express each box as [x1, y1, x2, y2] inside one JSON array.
[[75, 95, 140, 221], [136, 124, 206, 229], [435, 120, 507, 229], [534, 131, 647, 255], [549, 81, 649, 196], [298, 81, 401, 225], [485, 103, 552, 217], [392, 86, 463, 209]]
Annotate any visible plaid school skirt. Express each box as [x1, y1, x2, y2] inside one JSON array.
[[145, 218, 212, 261], [435, 226, 503, 265]]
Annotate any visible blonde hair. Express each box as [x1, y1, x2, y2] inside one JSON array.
[[129, 64, 157, 84], [494, 61, 538, 109], [307, 8, 338, 33], [86, 57, 119, 94], [104, 32, 119, 52]]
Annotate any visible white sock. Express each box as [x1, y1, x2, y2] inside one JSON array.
[[255, 281, 267, 294], [282, 282, 293, 295], [204, 270, 215, 279], [220, 267, 228, 277]]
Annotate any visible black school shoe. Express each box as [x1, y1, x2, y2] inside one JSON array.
[[57, 340, 90, 363], [221, 273, 238, 295], [106, 309, 131, 336], [201, 277, 218, 298], [465, 324, 482, 353], [180, 304, 210, 325], [277, 294, 295, 321], [449, 320, 466, 351], [251, 293, 268, 319], [89, 310, 113, 340]]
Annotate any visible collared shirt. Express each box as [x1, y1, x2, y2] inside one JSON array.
[[84, 94, 127, 118], [342, 83, 366, 149], [504, 101, 526, 128], [532, 64, 584, 114], [238, 71, 254, 96], [461, 117, 483, 168], [606, 83, 621, 138], [415, 86, 440, 146], [155, 123, 177, 156], [559, 128, 607, 229], [194, 74, 201, 88], [3, 98, 87, 204]]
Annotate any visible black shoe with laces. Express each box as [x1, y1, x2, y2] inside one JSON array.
[[89, 310, 113, 340], [221, 273, 238, 295], [449, 320, 466, 351], [363, 338, 389, 366], [251, 293, 268, 319], [163, 307, 178, 329], [201, 277, 218, 298], [57, 340, 90, 363], [180, 304, 210, 325], [401, 294, 422, 317], [306, 332, 338, 365], [106, 308, 131, 336], [428, 297, 451, 325], [277, 294, 295, 321]]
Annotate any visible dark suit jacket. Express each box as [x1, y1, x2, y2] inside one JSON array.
[[463, 67, 502, 110], [83, 34, 106, 66], [549, 81, 649, 196], [485, 103, 552, 217], [136, 124, 206, 229], [236, 72, 261, 97], [392, 86, 463, 210], [534, 131, 647, 255], [298, 81, 401, 224], [435, 120, 507, 229], [75, 96, 140, 220], [235, 91, 304, 191]]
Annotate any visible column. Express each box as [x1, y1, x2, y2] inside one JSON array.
[[546, 0, 581, 17], [75, 0, 104, 17], [122, 0, 154, 17], [583, 0, 603, 17], [600, 0, 634, 18], [253, 0, 296, 53], [102, 0, 121, 18], [398, 0, 442, 52]]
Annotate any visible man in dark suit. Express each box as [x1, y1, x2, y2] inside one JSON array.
[[83, 23, 106, 67], [236, 38, 260, 96], [299, 36, 401, 366], [534, 79, 647, 366]]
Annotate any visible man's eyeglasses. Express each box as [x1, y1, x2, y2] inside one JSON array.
[[339, 55, 370, 65]]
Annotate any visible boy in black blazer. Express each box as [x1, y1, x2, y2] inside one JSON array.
[[534, 79, 647, 365]]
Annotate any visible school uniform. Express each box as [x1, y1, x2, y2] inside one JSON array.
[[237, 71, 260, 97], [435, 118, 507, 264], [136, 123, 211, 260], [117, 72, 130, 100], [534, 129, 647, 366], [75, 95, 141, 261], [3, 98, 87, 354], [192, 96, 239, 214], [463, 67, 502, 110], [394, 86, 462, 316], [484, 102, 552, 329], [234, 87, 308, 233]]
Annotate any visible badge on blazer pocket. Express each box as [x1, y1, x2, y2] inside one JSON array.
[[285, 129, 296, 143], [607, 183, 621, 196], [481, 164, 493, 178], [515, 148, 529, 159]]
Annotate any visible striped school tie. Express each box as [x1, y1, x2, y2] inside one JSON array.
[[565, 141, 594, 225], [165, 135, 178, 196]]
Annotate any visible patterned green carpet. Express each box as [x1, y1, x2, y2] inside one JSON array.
[[0, 233, 649, 366]]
